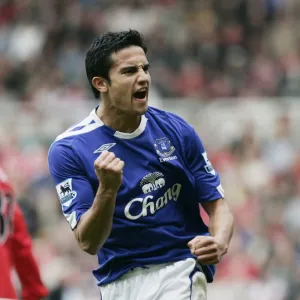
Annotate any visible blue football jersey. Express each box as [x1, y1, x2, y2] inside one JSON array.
[[48, 106, 224, 285]]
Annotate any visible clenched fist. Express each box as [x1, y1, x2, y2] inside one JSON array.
[[187, 236, 226, 265], [94, 151, 125, 192]]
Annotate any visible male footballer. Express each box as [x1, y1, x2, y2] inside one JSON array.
[[48, 30, 234, 299]]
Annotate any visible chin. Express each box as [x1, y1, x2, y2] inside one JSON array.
[[136, 103, 148, 115], [131, 99, 148, 115]]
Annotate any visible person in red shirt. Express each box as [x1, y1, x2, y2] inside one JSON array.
[[0, 168, 48, 300]]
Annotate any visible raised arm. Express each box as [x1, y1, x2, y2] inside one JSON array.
[[48, 142, 124, 255], [74, 151, 124, 254]]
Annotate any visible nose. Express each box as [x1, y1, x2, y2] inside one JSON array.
[[137, 69, 150, 86]]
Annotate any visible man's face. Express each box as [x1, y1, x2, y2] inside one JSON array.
[[106, 46, 151, 116]]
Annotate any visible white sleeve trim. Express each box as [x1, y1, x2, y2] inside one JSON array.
[[217, 184, 225, 198], [63, 211, 78, 229]]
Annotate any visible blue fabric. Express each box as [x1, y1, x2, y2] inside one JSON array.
[[48, 106, 223, 285]]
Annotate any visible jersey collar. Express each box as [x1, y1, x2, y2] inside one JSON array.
[[90, 108, 148, 140]]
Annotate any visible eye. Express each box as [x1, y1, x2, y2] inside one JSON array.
[[143, 65, 150, 73], [122, 67, 136, 75]]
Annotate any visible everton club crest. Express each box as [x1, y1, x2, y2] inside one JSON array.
[[154, 137, 175, 158]]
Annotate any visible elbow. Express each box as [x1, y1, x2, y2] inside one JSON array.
[[79, 239, 104, 255], [75, 235, 101, 255], [81, 244, 99, 255], [78, 237, 107, 255], [74, 224, 112, 255]]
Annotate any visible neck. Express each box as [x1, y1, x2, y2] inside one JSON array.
[[97, 102, 141, 133]]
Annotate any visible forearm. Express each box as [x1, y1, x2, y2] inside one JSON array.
[[75, 187, 117, 255], [205, 200, 234, 254]]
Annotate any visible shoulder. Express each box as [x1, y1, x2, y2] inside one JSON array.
[[147, 106, 192, 128], [48, 132, 81, 170], [49, 108, 104, 157], [48, 111, 94, 168], [147, 106, 194, 135], [54, 109, 103, 143]]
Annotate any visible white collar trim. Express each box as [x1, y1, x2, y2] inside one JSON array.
[[90, 109, 104, 126], [90, 109, 147, 140]]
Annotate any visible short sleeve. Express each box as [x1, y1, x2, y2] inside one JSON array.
[[48, 143, 95, 229], [184, 126, 224, 203]]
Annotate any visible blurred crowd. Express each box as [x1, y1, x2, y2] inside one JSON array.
[[1, 0, 300, 300], [1, 0, 300, 102]]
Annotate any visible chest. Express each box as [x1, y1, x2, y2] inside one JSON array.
[[79, 128, 197, 223], [82, 127, 193, 198]]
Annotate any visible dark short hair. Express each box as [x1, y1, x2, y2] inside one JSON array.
[[85, 30, 148, 99]]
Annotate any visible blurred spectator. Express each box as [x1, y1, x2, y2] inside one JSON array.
[[1, 0, 300, 101], [0, 167, 48, 300]]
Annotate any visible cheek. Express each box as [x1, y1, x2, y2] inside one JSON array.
[[116, 83, 131, 97], [110, 81, 132, 104], [118, 80, 133, 96]]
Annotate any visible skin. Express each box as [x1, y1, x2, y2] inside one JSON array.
[[74, 150, 124, 254], [75, 45, 234, 262], [92, 46, 151, 133], [188, 199, 234, 265]]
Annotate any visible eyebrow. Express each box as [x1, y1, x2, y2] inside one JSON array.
[[120, 63, 150, 73]]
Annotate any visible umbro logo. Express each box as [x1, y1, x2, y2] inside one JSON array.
[[94, 143, 116, 154]]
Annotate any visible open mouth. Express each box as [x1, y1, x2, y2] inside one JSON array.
[[133, 88, 148, 102]]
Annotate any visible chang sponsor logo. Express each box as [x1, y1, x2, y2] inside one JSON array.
[[124, 183, 182, 220], [140, 172, 165, 194]]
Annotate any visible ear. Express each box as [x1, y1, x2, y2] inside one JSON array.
[[92, 76, 108, 93]]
